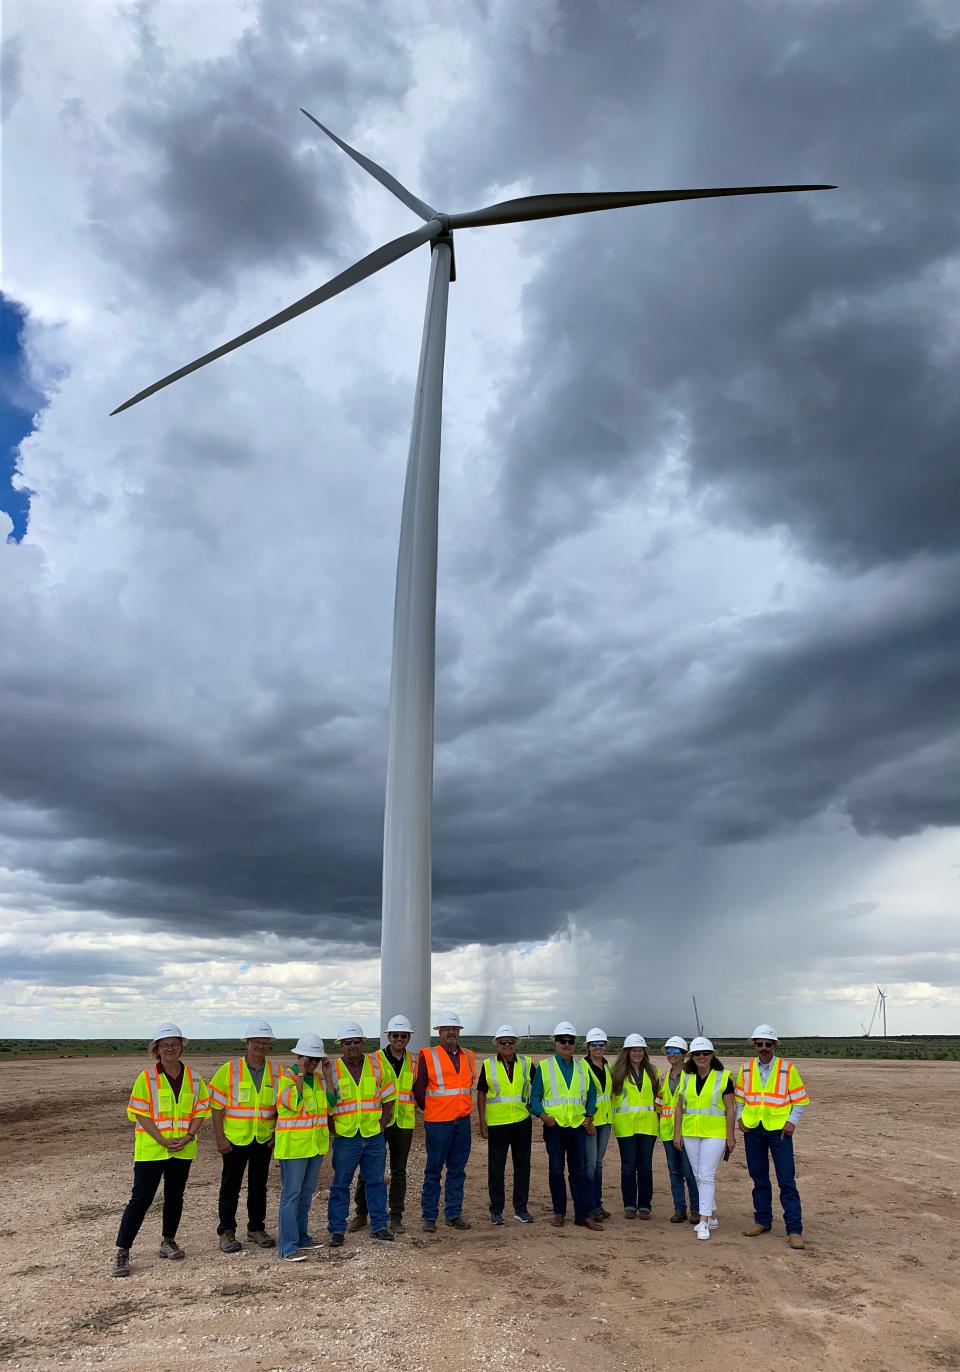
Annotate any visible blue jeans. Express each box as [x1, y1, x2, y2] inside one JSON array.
[[743, 1125, 802, 1234], [278, 1153, 324, 1256], [327, 1131, 388, 1234], [617, 1132, 656, 1211], [582, 1122, 611, 1213], [663, 1139, 699, 1215], [421, 1116, 472, 1222], [542, 1123, 593, 1221]]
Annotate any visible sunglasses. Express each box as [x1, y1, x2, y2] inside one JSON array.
[[754, 1041, 775, 1048], [300, 1056, 321, 1064], [692, 1050, 712, 1057], [588, 1041, 608, 1048], [555, 1037, 576, 1045], [388, 1031, 410, 1038], [665, 1048, 682, 1055], [340, 1038, 363, 1047], [497, 1039, 517, 1046]]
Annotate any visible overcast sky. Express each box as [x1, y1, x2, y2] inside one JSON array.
[[2, 0, 958, 1041]]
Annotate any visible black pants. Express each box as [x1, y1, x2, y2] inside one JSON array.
[[487, 1117, 532, 1215], [217, 1139, 272, 1234], [116, 1158, 192, 1249], [355, 1122, 413, 1219]]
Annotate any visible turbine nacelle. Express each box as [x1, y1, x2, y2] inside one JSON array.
[[111, 109, 834, 415]]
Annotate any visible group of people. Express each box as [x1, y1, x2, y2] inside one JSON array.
[[112, 1013, 809, 1276]]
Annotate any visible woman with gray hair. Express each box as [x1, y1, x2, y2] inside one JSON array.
[[113, 1022, 210, 1277]]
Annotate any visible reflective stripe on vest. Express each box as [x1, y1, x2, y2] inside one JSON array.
[[373, 1049, 416, 1129], [275, 1071, 330, 1159], [584, 1058, 613, 1127], [484, 1056, 531, 1125], [208, 1058, 279, 1144], [612, 1070, 658, 1137], [129, 1063, 209, 1162], [658, 1070, 685, 1141], [680, 1069, 730, 1139], [332, 1056, 382, 1138], [735, 1057, 809, 1127], [422, 1046, 476, 1122], [541, 1057, 588, 1128]]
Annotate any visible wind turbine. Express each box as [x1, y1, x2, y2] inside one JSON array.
[[112, 109, 834, 1047]]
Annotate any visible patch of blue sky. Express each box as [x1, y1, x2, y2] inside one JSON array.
[[0, 293, 45, 542]]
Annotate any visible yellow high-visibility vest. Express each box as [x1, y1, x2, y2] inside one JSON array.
[[371, 1048, 416, 1129], [657, 1069, 686, 1142], [612, 1070, 659, 1138], [127, 1063, 210, 1161], [274, 1068, 330, 1159], [734, 1057, 809, 1130], [330, 1056, 386, 1138], [539, 1057, 589, 1129], [584, 1058, 613, 1127], [483, 1056, 531, 1126], [208, 1058, 281, 1145], [679, 1069, 731, 1140]]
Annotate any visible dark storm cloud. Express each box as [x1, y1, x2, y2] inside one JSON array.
[[91, 1, 414, 294], [430, 0, 960, 569]]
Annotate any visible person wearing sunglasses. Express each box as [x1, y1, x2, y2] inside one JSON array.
[[326, 1021, 395, 1247], [735, 1024, 809, 1250], [275, 1033, 331, 1261], [658, 1036, 700, 1224], [582, 1029, 613, 1222], [477, 1024, 535, 1226], [530, 1022, 601, 1230], [348, 1013, 418, 1236], [673, 1036, 736, 1240], [611, 1034, 661, 1219]]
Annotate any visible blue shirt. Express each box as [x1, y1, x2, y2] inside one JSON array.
[[530, 1055, 597, 1118]]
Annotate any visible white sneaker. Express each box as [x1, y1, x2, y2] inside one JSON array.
[[695, 1221, 711, 1241], [279, 1252, 308, 1262], [707, 1217, 719, 1230]]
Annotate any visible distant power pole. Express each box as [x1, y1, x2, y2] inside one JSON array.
[[691, 995, 704, 1037]]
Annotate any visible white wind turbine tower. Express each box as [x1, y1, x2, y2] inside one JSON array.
[[113, 110, 834, 1048]]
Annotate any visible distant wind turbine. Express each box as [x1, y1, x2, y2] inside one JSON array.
[[112, 109, 834, 1047]]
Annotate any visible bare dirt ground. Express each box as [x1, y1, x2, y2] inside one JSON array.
[[0, 1055, 958, 1372]]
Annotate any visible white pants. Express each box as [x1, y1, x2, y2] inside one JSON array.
[[682, 1137, 726, 1217]]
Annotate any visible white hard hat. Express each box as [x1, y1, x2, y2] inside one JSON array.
[[690, 1036, 714, 1053], [337, 1021, 365, 1041], [149, 1022, 184, 1049], [292, 1033, 325, 1057], [552, 1021, 577, 1037], [623, 1033, 647, 1049], [433, 1010, 464, 1029], [493, 1024, 518, 1040], [386, 1014, 412, 1033], [585, 1027, 608, 1044], [664, 1035, 688, 1051], [751, 1023, 779, 1041], [244, 1019, 275, 1039]]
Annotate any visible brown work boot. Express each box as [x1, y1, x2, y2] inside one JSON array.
[[219, 1230, 243, 1253], [445, 1216, 472, 1230], [787, 1233, 805, 1250], [550, 1214, 565, 1227], [158, 1237, 185, 1260], [574, 1217, 604, 1231], [743, 1223, 772, 1237], [670, 1211, 687, 1224], [389, 1216, 405, 1235], [348, 1215, 368, 1233], [247, 1229, 275, 1248], [112, 1248, 130, 1278]]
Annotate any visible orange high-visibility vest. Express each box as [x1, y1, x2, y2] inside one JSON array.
[[734, 1057, 809, 1130], [421, 1045, 476, 1122]]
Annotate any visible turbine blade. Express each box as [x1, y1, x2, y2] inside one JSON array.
[[300, 108, 437, 222], [111, 221, 440, 415], [447, 184, 836, 230]]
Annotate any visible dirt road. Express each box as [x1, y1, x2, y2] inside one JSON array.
[[1, 1055, 957, 1371]]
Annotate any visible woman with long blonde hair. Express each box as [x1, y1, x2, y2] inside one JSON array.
[[611, 1034, 661, 1218]]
